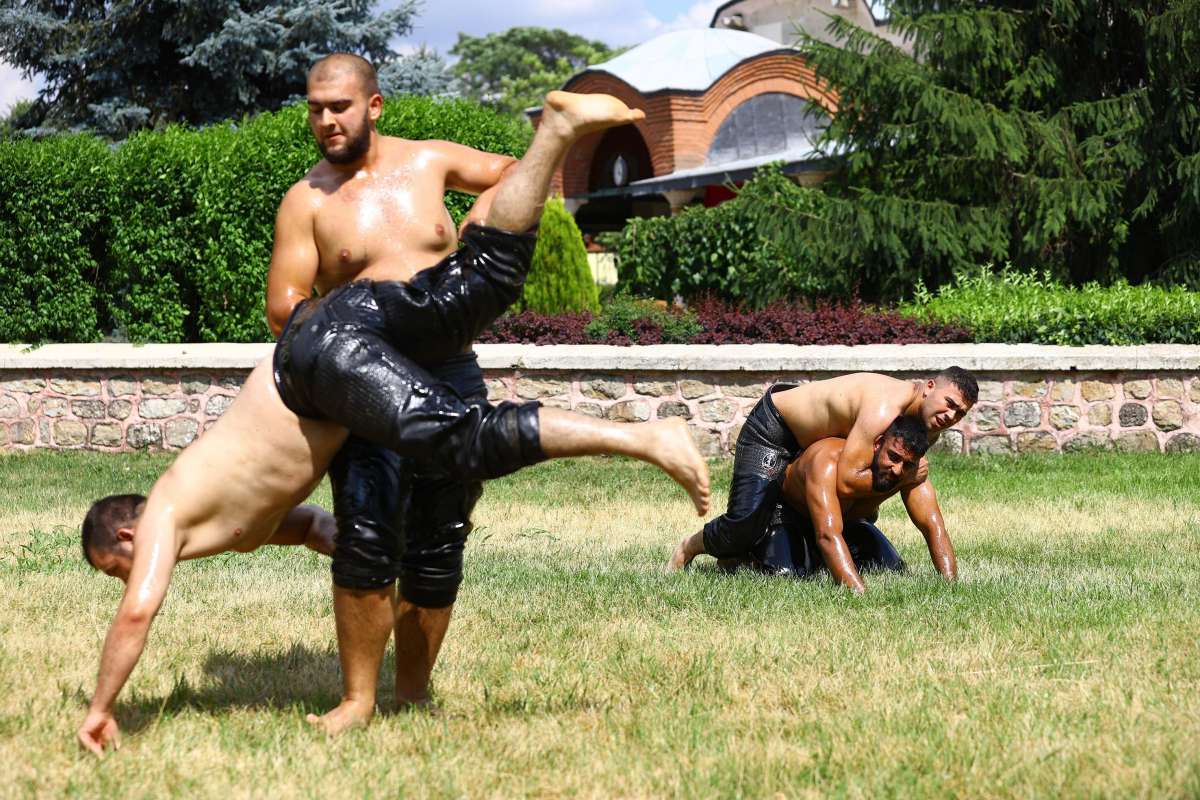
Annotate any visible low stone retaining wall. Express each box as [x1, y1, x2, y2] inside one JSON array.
[[1, 343, 1198, 456]]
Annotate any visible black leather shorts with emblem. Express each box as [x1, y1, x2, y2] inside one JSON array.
[[702, 384, 802, 559]]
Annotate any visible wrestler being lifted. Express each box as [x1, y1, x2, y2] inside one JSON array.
[[722, 416, 953, 592], [667, 369, 977, 589], [76, 82, 709, 754]]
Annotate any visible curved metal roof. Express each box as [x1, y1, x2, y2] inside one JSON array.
[[568, 28, 792, 95]]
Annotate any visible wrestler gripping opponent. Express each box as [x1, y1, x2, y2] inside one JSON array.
[[667, 368, 977, 588], [265, 53, 542, 731], [77, 87, 709, 755], [725, 416, 953, 592]]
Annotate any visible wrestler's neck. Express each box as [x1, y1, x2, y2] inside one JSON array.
[[902, 381, 925, 417]]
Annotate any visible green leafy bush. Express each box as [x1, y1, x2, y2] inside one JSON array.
[[0, 96, 530, 343], [521, 197, 600, 315], [601, 166, 833, 306], [0, 135, 112, 342], [901, 266, 1200, 345], [583, 295, 702, 344]]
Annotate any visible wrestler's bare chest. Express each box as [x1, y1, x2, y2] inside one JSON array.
[[308, 147, 459, 289]]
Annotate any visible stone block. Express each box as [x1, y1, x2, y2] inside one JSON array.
[[126, 424, 161, 449], [485, 379, 508, 402], [575, 402, 603, 418], [1080, 381, 1115, 402], [971, 405, 1001, 432], [1115, 430, 1159, 452], [721, 379, 765, 398], [42, 397, 68, 418], [580, 376, 626, 400], [727, 422, 744, 453], [1, 379, 44, 393], [164, 418, 199, 448], [1050, 380, 1076, 402], [38, 420, 49, 445], [49, 378, 101, 397], [0, 396, 20, 418], [977, 380, 1004, 402], [205, 395, 235, 417], [182, 374, 212, 394], [140, 398, 187, 419], [1087, 404, 1112, 427], [970, 435, 1013, 456], [217, 376, 244, 391], [1152, 400, 1183, 431], [53, 420, 87, 447], [1118, 403, 1148, 428], [690, 428, 724, 458], [188, 398, 201, 413], [1004, 401, 1040, 429], [605, 400, 650, 422], [1016, 431, 1058, 453], [515, 378, 568, 399], [1166, 433, 1200, 453], [1049, 405, 1080, 431], [109, 376, 137, 396], [72, 400, 106, 419], [633, 380, 675, 397], [107, 400, 132, 420], [1012, 380, 1048, 398], [657, 401, 692, 419], [90, 423, 122, 448], [699, 399, 736, 423], [142, 378, 178, 396], [679, 379, 716, 399], [1123, 379, 1152, 400], [1191, 379, 1200, 404], [12, 420, 35, 445], [929, 430, 964, 455], [539, 397, 571, 410], [0, 424, 7, 447], [1157, 378, 1184, 400], [1063, 432, 1112, 452]]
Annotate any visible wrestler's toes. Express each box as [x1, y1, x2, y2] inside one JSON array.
[[305, 701, 373, 735]]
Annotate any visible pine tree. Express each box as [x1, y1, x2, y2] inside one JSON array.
[[522, 197, 600, 315], [749, 0, 1200, 296], [0, 0, 436, 137]]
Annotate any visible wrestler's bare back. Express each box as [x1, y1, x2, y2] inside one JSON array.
[[772, 373, 919, 448], [139, 360, 346, 561]]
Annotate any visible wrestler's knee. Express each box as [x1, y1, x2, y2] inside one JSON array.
[[399, 537, 466, 609]]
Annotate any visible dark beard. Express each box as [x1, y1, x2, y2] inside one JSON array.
[[320, 127, 370, 165], [870, 452, 897, 492]]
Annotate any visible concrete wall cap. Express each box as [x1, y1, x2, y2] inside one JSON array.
[[1, 342, 1198, 372]]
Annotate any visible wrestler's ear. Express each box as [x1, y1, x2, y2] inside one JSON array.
[[116, 526, 135, 542], [368, 93, 383, 122]]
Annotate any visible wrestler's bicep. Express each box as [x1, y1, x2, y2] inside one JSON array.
[[266, 190, 319, 334], [433, 141, 516, 195]]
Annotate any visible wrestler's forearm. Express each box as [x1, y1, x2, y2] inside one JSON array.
[[89, 613, 153, 713], [815, 529, 866, 593], [924, 528, 958, 581]]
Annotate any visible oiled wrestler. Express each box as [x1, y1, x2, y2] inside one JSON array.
[[668, 368, 976, 579], [76, 87, 710, 754]]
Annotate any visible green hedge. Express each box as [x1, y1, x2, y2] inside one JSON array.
[[0, 97, 531, 343], [900, 267, 1200, 345]]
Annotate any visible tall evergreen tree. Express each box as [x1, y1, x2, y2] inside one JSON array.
[[751, 0, 1200, 296], [0, 0, 425, 137]]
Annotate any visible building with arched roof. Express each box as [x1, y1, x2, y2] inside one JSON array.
[[528, 1, 900, 234]]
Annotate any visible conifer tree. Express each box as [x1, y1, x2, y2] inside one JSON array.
[[522, 197, 600, 315], [750, 0, 1200, 296]]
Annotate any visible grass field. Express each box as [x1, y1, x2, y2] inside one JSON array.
[[1, 450, 1199, 798]]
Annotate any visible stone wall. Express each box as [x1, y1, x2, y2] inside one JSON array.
[[1, 343, 1198, 455]]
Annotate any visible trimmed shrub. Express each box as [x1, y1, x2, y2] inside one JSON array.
[[901, 266, 1200, 345], [521, 197, 600, 315], [0, 135, 112, 342], [584, 295, 702, 344]]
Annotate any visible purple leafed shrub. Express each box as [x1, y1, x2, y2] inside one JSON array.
[[480, 297, 972, 345]]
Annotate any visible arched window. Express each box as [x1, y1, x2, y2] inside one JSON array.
[[707, 92, 827, 165]]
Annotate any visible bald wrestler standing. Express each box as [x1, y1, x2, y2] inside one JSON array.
[[668, 368, 976, 579], [265, 53, 535, 731], [76, 83, 710, 754]]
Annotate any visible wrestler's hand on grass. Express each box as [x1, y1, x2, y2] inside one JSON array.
[[915, 457, 930, 484], [77, 709, 121, 756]]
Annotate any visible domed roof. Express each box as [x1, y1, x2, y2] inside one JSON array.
[[567, 28, 791, 95]]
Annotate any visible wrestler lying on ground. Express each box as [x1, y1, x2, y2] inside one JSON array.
[[667, 368, 976, 578], [720, 416, 956, 592], [263, 53, 558, 734], [76, 89, 709, 755]]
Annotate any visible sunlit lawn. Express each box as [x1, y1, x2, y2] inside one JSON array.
[[1, 451, 1198, 798]]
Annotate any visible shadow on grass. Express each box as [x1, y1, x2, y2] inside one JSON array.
[[116, 643, 387, 734]]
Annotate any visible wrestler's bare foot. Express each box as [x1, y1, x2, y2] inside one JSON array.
[[667, 536, 695, 571], [645, 418, 711, 516], [305, 699, 373, 735], [541, 91, 646, 141]]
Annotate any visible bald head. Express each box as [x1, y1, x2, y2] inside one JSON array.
[[308, 53, 380, 98]]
